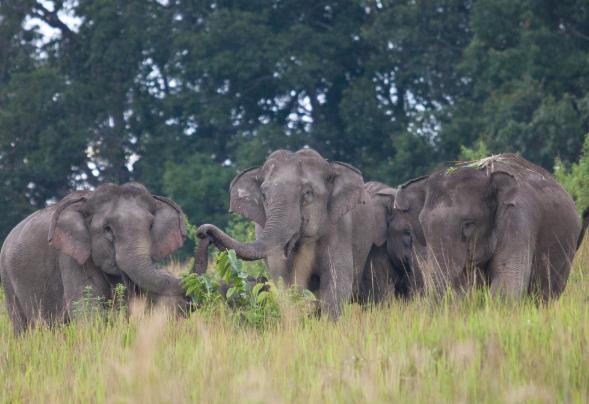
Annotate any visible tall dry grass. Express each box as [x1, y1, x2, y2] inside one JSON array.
[[1, 244, 588, 403]]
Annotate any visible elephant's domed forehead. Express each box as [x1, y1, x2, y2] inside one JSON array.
[[266, 149, 293, 161], [265, 148, 326, 163], [262, 148, 329, 176], [88, 182, 156, 211], [295, 148, 324, 160], [431, 167, 487, 191], [422, 168, 488, 209]]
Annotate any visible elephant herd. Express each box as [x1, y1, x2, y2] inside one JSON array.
[[195, 150, 583, 318], [0, 149, 584, 332]]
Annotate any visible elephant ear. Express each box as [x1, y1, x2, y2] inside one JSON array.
[[328, 162, 364, 224], [151, 195, 187, 261], [394, 176, 427, 211], [489, 171, 518, 209], [48, 193, 91, 266], [486, 171, 518, 251], [370, 185, 397, 247], [394, 177, 428, 245], [229, 167, 266, 226]]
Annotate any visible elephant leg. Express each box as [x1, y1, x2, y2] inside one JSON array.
[[488, 244, 534, 299], [536, 243, 574, 300], [359, 246, 395, 303], [317, 243, 354, 320], [59, 255, 111, 321], [2, 277, 27, 334]]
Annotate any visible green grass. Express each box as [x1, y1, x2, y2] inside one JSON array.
[[1, 250, 588, 403]]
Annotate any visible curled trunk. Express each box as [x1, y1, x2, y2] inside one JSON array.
[[193, 202, 298, 273], [196, 224, 270, 260]]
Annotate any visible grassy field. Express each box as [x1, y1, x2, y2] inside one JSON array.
[[1, 248, 588, 404]]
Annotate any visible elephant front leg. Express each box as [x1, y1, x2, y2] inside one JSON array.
[[59, 255, 111, 321], [317, 244, 354, 320]]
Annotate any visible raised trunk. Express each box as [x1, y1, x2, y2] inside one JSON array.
[[197, 224, 270, 261], [196, 202, 298, 266], [116, 242, 185, 296]]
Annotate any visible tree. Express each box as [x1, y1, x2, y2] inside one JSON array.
[[555, 132, 589, 215], [441, 0, 589, 168], [3, 0, 589, 245]]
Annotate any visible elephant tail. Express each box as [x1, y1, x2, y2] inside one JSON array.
[[577, 208, 589, 251]]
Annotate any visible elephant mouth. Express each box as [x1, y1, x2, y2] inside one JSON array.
[[120, 271, 140, 296], [103, 271, 139, 298], [283, 232, 300, 259]]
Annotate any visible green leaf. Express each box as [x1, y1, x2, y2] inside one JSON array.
[[252, 282, 265, 296], [226, 287, 237, 300], [256, 291, 269, 305], [302, 289, 317, 302]]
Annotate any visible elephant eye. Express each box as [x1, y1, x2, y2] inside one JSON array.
[[303, 189, 314, 204], [103, 225, 114, 241], [462, 220, 476, 240], [402, 229, 412, 248]]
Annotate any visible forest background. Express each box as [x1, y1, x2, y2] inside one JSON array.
[[2, 0, 589, 249]]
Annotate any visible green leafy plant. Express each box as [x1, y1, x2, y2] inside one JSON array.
[[555, 133, 589, 215], [225, 213, 266, 276], [71, 286, 108, 320], [109, 283, 127, 317], [181, 249, 316, 328]]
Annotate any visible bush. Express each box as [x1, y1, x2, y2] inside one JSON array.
[[181, 250, 316, 329], [554, 133, 589, 215], [459, 139, 491, 161]]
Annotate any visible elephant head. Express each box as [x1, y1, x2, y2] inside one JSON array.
[[417, 167, 517, 292], [196, 149, 364, 280], [387, 176, 428, 292], [48, 183, 187, 297], [363, 181, 397, 248]]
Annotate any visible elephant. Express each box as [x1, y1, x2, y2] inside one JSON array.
[[195, 149, 397, 318], [0, 182, 188, 333], [385, 177, 429, 296], [393, 153, 581, 299], [356, 181, 398, 303]]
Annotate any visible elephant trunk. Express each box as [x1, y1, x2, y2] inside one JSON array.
[[195, 199, 299, 269], [197, 225, 270, 261], [424, 242, 468, 296], [116, 240, 185, 296]]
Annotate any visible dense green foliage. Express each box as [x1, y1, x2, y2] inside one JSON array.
[[1, 0, 589, 241], [555, 132, 589, 215], [181, 249, 317, 329]]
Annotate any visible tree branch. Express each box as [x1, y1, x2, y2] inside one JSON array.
[[31, 1, 76, 42]]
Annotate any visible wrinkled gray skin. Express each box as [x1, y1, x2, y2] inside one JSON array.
[[395, 154, 581, 299], [197, 149, 395, 318], [0, 183, 187, 333], [357, 182, 398, 302], [386, 177, 428, 296]]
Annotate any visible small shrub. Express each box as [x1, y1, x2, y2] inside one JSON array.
[[554, 133, 589, 215], [181, 250, 316, 329], [71, 286, 108, 320], [109, 283, 128, 317]]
